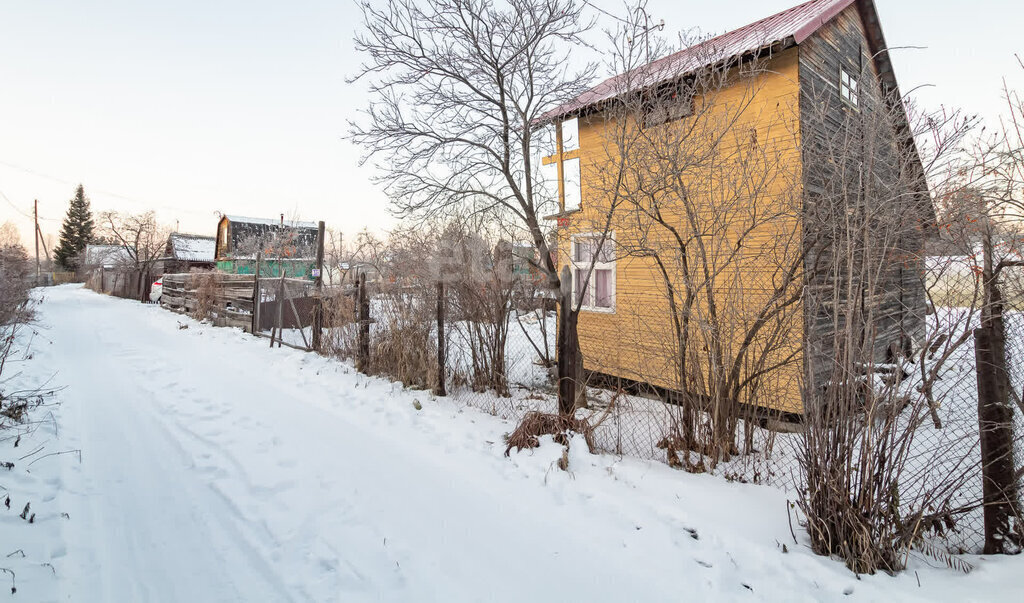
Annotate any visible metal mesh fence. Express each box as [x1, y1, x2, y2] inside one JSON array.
[[316, 259, 1024, 555], [253, 275, 320, 350]]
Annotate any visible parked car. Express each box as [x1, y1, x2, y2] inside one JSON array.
[[149, 277, 163, 303]]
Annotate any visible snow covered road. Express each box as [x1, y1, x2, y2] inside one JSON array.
[[5, 285, 1022, 602]]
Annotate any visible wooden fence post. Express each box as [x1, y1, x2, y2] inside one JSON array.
[[252, 252, 262, 334], [974, 325, 1020, 554], [276, 269, 286, 348], [435, 280, 447, 397], [312, 221, 325, 352], [357, 272, 370, 372], [271, 265, 286, 348]]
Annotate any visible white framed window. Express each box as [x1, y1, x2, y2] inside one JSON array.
[[563, 156, 582, 212], [840, 68, 859, 107], [571, 233, 615, 312], [540, 118, 584, 214], [561, 117, 579, 152]]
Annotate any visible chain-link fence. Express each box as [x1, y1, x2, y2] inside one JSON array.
[[252, 275, 321, 350], [312, 253, 1023, 556]]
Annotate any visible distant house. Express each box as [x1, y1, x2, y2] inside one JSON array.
[[83, 244, 133, 271], [83, 244, 135, 295], [214, 215, 319, 278], [157, 233, 216, 275], [510, 244, 536, 278], [339, 261, 381, 285]]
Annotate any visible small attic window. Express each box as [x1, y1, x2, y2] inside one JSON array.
[[643, 81, 694, 127], [840, 68, 859, 107]]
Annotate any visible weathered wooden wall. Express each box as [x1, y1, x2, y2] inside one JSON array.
[[160, 273, 255, 331], [215, 216, 318, 262], [798, 3, 929, 390]]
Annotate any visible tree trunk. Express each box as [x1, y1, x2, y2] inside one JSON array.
[[435, 280, 447, 397], [557, 266, 582, 416], [974, 325, 1020, 554]]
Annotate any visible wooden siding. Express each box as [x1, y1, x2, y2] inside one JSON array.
[[560, 47, 806, 414], [214, 217, 318, 263], [215, 217, 230, 260], [798, 4, 929, 388]]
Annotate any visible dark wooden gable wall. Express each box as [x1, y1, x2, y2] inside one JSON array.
[[228, 221, 318, 259], [798, 3, 929, 393]]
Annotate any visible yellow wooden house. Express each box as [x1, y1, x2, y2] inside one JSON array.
[[539, 0, 930, 415]]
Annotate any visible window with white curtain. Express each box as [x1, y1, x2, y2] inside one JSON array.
[[571, 234, 615, 312]]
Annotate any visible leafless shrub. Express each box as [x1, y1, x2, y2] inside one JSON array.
[[445, 226, 517, 396], [575, 20, 805, 468], [0, 232, 32, 328], [799, 358, 980, 573], [192, 272, 221, 321], [796, 61, 983, 572], [365, 226, 441, 390], [1, 230, 47, 429]]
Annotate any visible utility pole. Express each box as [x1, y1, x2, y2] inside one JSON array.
[[34, 199, 40, 285], [311, 220, 326, 352]]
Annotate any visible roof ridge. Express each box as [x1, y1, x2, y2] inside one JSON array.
[[669, 0, 827, 57], [539, 0, 855, 122], [170, 232, 215, 239]]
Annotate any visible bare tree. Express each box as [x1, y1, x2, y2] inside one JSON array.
[[350, 0, 598, 413], [336, 229, 389, 287], [98, 211, 171, 301], [439, 220, 518, 395], [926, 63, 1024, 554], [1, 232, 36, 422], [0, 227, 31, 329]]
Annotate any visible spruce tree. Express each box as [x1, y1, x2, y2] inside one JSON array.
[[53, 185, 96, 271]]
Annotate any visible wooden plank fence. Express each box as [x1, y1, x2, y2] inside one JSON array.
[[160, 273, 255, 331]]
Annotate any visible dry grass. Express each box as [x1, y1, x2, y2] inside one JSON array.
[[504, 411, 596, 456], [321, 290, 359, 358], [367, 285, 438, 391], [373, 316, 436, 390]]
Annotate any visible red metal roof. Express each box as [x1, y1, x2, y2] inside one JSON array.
[[539, 0, 858, 122]]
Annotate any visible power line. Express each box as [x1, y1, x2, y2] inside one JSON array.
[[581, 0, 632, 25], [0, 187, 33, 219], [0, 158, 220, 220]]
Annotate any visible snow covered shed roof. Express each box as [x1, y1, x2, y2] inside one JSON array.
[[539, 0, 894, 123], [167, 233, 216, 262]]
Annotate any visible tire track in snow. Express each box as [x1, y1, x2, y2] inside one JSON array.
[[41, 291, 297, 602]]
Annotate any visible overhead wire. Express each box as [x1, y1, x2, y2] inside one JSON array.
[[0, 187, 33, 219], [0, 159, 219, 221]]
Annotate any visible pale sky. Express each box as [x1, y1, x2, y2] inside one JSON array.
[[2, 0, 1022, 250]]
